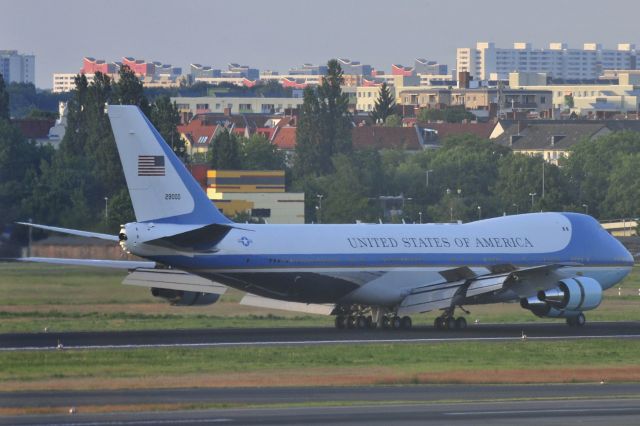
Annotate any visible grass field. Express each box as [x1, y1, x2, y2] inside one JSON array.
[[2, 339, 640, 392], [2, 263, 640, 399], [1, 263, 640, 333]]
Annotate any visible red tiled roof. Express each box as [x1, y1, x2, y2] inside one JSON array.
[[271, 126, 297, 150], [12, 118, 55, 139], [351, 126, 421, 150], [416, 122, 497, 140], [177, 119, 217, 147]]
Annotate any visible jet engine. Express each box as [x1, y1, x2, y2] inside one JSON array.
[[520, 276, 602, 318], [151, 288, 221, 306]]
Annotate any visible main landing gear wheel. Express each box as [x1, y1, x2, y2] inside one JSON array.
[[356, 316, 368, 329], [435, 316, 467, 330], [391, 316, 402, 330], [455, 317, 467, 330], [400, 316, 412, 330], [566, 313, 586, 327], [335, 315, 346, 329], [382, 316, 390, 329]]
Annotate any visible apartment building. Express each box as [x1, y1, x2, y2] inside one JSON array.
[[397, 87, 553, 117], [0, 50, 35, 84], [356, 85, 386, 112], [172, 96, 304, 117], [457, 42, 637, 81], [510, 71, 640, 117]]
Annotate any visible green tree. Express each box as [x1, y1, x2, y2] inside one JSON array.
[[369, 82, 395, 124], [241, 133, 285, 170], [294, 59, 352, 178], [316, 154, 374, 223], [564, 94, 575, 109], [316, 59, 352, 161], [26, 109, 58, 120], [0, 73, 9, 120], [383, 114, 401, 127], [150, 95, 184, 157], [493, 154, 573, 213], [562, 131, 640, 218], [0, 119, 45, 226], [603, 153, 640, 218], [210, 129, 241, 169], [418, 106, 475, 123], [114, 65, 150, 114], [294, 86, 321, 178]]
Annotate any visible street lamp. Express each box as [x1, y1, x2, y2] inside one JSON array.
[[529, 192, 537, 211], [477, 205, 482, 221], [512, 203, 519, 215], [317, 194, 323, 224], [418, 211, 423, 224], [425, 170, 433, 188], [582, 204, 589, 215], [104, 197, 109, 223]]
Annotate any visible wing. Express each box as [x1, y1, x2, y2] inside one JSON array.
[[397, 264, 575, 316], [18, 257, 155, 269]]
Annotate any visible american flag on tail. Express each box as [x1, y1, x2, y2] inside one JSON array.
[[138, 155, 165, 176]]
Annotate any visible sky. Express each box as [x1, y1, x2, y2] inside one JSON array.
[[3, 0, 640, 89]]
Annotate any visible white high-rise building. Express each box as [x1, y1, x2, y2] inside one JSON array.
[[0, 50, 35, 84], [457, 42, 637, 81]]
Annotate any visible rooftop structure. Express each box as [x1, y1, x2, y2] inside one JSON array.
[[337, 58, 372, 76]]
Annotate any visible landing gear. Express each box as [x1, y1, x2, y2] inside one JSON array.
[[455, 317, 467, 329], [332, 305, 412, 330], [401, 316, 412, 329], [434, 306, 468, 330], [566, 312, 586, 327]]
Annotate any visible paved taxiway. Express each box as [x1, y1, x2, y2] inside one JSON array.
[[2, 383, 640, 409], [4, 389, 640, 425], [1, 321, 639, 351]]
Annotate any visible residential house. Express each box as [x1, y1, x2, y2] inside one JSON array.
[[492, 120, 640, 164]]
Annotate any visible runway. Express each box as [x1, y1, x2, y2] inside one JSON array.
[[1, 321, 639, 351], [4, 384, 640, 425]]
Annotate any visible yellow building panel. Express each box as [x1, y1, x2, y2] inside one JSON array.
[[207, 169, 286, 194], [210, 199, 254, 216]]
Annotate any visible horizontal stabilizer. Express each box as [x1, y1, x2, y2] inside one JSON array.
[[143, 223, 234, 251], [16, 222, 118, 241], [123, 268, 227, 295], [19, 257, 155, 269], [240, 294, 334, 315]]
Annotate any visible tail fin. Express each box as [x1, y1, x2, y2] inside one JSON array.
[[107, 105, 231, 225]]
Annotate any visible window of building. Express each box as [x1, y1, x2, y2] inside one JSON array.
[[196, 103, 209, 110], [252, 208, 271, 218]]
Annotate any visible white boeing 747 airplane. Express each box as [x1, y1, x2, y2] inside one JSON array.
[[20, 105, 634, 330]]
